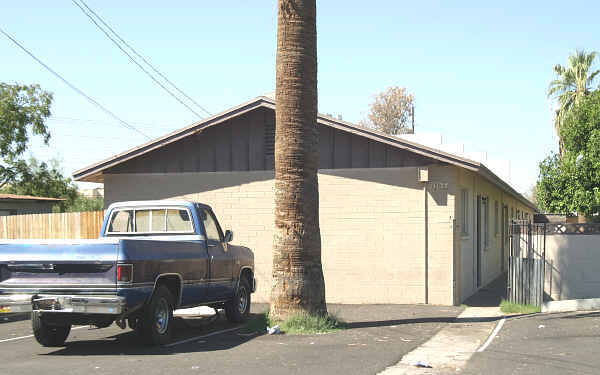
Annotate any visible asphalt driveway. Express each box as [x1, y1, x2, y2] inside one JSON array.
[[0, 304, 462, 375], [463, 310, 600, 375]]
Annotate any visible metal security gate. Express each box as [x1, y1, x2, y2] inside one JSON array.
[[508, 221, 545, 306]]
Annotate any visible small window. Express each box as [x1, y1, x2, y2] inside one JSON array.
[[135, 210, 150, 232], [167, 209, 193, 232], [107, 207, 194, 234], [151, 209, 166, 232], [494, 201, 499, 236], [461, 189, 469, 236], [108, 210, 134, 233]]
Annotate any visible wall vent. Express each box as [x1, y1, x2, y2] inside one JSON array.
[[264, 118, 275, 168]]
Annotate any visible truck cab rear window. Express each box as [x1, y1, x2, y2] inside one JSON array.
[[107, 208, 194, 234]]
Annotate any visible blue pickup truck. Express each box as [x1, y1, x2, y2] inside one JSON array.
[[0, 200, 255, 346]]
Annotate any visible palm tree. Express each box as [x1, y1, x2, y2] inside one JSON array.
[[548, 50, 599, 155], [270, 0, 327, 320]]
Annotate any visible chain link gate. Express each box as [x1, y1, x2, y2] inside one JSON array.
[[507, 221, 546, 306]]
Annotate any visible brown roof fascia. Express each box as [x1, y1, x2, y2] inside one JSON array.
[[0, 194, 65, 202]]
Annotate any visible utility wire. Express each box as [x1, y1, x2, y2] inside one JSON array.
[[48, 116, 175, 130], [77, 0, 211, 117], [72, 0, 206, 119], [0, 27, 151, 140]]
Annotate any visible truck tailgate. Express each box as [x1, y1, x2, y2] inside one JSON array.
[[0, 239, 120, 293]]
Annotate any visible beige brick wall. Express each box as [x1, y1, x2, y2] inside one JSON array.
[[104, 166, 457, 305], [426, 166, 457, 305], [455, 168, 535, 302]]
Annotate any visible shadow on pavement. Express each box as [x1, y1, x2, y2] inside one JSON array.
[[42, 313, 265, 356], [345, 316, 500, 330], [0, 313, 31, 324], [463, 273, 507, 307]]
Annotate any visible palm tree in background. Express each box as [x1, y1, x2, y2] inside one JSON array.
[[270, 0, 327, 320], [548, 50, 599, 155]]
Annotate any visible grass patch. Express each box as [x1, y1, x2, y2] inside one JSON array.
[[500, 299, 541, 314], [244, 311, 346, 335], [276, 312, 346, 335]]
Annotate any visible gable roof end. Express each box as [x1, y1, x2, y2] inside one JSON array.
[[72, 96, 535, 210]]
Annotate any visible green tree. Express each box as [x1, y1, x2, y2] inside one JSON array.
[[270, 0, 327, 321], [0, 83, 52, 187], [3, 158, 78, 211], [547, 50, 599, 155], [537, 91, 600, 218], [64, 196, 104, 213], [360, 86, 415, 135]]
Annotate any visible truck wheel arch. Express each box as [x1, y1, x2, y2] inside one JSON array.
[[238, 267, 254, 293], [151, 274, 183, 308]]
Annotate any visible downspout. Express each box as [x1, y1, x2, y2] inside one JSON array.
[[424, 182, 429, 304]]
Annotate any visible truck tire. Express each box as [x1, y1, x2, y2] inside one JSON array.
[[140, 285, 174, 345], [31, 312, 71, 347], [128, 316, 142, 332], [225, 278, 251, 323]]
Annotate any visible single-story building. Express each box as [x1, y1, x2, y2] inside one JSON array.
[[73, 95, 535, 305], [0, 194, 63, 216]]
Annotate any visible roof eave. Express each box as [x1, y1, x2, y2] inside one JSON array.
[[73, 95, 535, 211], [476, 164, 537, 211], [73, 97, 275, 183]]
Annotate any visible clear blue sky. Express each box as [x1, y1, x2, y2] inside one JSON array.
[[2, 1, 599, 193]]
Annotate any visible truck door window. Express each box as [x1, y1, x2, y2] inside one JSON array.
[[202, 209, 222, 242]]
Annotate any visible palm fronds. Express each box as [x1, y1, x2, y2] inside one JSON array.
[[547, 50, 599, 154]]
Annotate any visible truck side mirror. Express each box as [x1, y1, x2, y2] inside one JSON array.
[[224, 230, 233, 243]]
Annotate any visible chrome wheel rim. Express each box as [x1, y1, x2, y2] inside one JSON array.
[[238, 286, 248, 314], [155, 299, 169, 335]]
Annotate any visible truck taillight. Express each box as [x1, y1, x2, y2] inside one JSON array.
[[117, 264, 133, 283]]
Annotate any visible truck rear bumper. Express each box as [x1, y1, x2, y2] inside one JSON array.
[[0, 294, 126, 315], [0, 294, 33, 314]]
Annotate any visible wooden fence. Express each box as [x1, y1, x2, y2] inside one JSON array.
[[0, 211, 105, 239]]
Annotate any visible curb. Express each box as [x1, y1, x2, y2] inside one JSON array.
[[542, 298, 600, 313]]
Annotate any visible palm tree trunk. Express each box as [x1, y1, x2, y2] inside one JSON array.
[[270, 0, 326, 320]]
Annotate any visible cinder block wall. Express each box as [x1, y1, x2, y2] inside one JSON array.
[[544, 234, 600, 300], [104, 166, 456, 305], [455, 168, 535, 303]]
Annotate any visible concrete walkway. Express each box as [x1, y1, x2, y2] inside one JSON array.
[[380, 276, 508, 374], [379, 306, 502, 374]]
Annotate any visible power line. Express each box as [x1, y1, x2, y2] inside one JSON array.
[[72, 0, 206, 119], [0, 27, 151, 140], [48, 116, 176, 130], [76, 0, 211, 117]]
